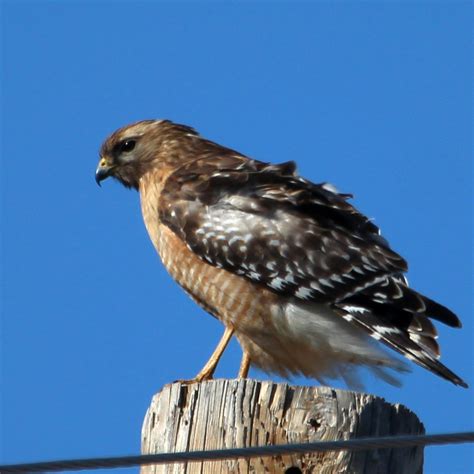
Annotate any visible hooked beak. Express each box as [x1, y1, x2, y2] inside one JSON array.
[[95, 157, 114, 186]]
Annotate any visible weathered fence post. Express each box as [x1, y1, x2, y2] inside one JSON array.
[[141, 379, 424, 473]]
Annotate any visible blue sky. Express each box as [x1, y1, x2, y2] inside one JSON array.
[[1, 2, 472, 473]]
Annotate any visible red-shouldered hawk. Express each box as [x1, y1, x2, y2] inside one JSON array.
[[95, 119, 467, 388]]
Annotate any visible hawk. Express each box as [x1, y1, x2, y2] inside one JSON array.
[[96, 119, 467, 388]]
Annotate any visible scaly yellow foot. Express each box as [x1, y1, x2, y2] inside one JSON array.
[[175, 326, 234, 384]]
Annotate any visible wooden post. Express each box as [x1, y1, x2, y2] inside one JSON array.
[[141, 379, 424, 474]]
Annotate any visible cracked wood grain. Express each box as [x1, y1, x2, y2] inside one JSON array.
[[141, 380, 424, 473]]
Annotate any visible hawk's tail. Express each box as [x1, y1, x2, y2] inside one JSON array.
[[337, 277, 468, 388]]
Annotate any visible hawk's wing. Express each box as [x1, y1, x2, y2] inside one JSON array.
[[159, 154, 465, 387], [160, 155, 407, 302]]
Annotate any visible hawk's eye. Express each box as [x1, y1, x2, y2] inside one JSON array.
[[120, 139, 136, 153]]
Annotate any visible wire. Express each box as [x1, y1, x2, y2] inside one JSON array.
[[1, 431, 473, 473]]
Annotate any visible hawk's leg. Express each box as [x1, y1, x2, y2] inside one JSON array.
[[238, 351, 251, 378], [191, 326, 234, 383]]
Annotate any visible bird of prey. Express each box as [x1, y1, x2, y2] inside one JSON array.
[[96, 119, 467, 388]]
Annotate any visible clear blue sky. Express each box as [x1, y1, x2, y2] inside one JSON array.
[[1, 2, 472, 473]]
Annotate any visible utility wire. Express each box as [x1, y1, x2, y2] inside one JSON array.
[[1, 431, 473, 473]]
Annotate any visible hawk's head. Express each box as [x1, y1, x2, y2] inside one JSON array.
[[96, 119, 199, 189]]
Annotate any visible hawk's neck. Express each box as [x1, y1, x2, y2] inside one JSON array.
[[139, 168, 172, 244]]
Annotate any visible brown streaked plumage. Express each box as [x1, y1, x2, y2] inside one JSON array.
[[96, 119, 467, 388]]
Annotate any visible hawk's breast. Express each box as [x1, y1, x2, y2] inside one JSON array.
[[139, 177, 278, 334]]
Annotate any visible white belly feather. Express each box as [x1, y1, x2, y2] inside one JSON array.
[[236, 299, 408, 388]]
